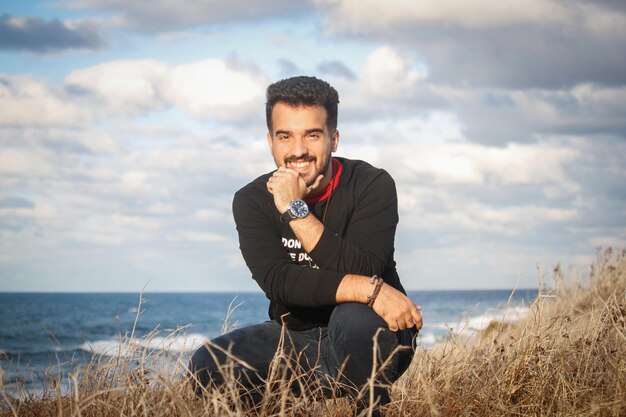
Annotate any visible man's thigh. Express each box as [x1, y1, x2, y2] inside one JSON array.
[[188, 320, 324, 392]]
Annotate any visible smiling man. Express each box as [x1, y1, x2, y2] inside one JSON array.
[[189, 76, 422, 412]]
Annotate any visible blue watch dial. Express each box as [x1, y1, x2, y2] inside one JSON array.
[[291, 199, 309, 218]]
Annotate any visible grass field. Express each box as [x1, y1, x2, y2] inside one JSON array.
[[2, 249, 625, 416]]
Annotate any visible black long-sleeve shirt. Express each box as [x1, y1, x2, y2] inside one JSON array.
[[232, 157, 406, 330]]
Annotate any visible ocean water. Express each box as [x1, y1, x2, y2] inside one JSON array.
[[0, 290, 537, 392]]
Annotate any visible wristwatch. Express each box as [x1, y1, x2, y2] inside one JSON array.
[[280, 199, 309, 223]]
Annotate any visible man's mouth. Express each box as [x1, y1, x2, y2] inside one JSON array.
[[285, 157, 315, 174]]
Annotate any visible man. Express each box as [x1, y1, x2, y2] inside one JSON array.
[[189, 76, 423, 411]]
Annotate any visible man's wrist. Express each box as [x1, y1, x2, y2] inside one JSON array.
[[367, 275, 384, 307], [280, 199, 309, 223]]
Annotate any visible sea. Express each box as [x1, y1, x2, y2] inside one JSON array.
[[0, 290, 537, 393]]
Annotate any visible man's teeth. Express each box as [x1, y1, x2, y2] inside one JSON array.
[[290, 161, 310, 168]]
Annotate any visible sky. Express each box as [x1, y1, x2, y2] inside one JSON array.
[[0, 0, 625, 292]]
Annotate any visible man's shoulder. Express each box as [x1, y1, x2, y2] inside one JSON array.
[[337, 157, 394, 187]]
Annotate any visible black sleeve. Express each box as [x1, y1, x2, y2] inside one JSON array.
[[233, 188, 344, 308], [308, 170, 398, 278]]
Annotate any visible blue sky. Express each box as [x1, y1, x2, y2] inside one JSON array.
[[1, 0, 625, 292]]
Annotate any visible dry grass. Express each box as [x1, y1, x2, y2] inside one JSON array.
[[2, 249, 625, 416]]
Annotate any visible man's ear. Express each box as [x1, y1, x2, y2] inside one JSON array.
[[331, 130, 340, 152], [267, 132, 273, 152]]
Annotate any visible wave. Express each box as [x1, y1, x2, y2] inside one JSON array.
[[439, 305, 531, 339], [79, 333, 209, 357], [419, 305, 531, 348]]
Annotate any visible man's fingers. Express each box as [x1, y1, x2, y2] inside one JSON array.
[[403, 317, 414, 331], [412, 309, 423, 329]]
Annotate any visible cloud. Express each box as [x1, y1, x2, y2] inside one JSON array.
[[362, 46, 427, 96], [316, 0, 572, 29], [430, 83, 626, 143], [277, 58, 300, 77], [316, 0, 626, 88], [165, 60, 266, 120], [316, 60, 356, 80], [338, 113, 584, 244], [0, 197, 35, 209], [0, 73, 91, 127], [65, 59, 170, 115], [589, 235, 626, 249], [0, 14, 105, 53], [65, 0, 314, 32], [325, 45, 625, 144], [64, 58, 267, 121], [378, 128, 580, 192]]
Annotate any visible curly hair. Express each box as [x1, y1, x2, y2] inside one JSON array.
[[265, 76, 339, 132]]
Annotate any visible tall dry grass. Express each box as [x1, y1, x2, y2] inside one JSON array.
[[2, 249, 625, 416]]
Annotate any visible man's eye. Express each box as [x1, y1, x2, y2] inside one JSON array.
[[307, 134, 320, 140], [278, 135, 290, 141]]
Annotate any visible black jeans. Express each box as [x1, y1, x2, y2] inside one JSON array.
[[188, 303, 417, 408]]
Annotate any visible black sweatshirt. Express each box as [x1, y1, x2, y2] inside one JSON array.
[[232, 157, 406, 330]]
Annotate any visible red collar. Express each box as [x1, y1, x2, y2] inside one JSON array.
[[304, 158, 342, 204]]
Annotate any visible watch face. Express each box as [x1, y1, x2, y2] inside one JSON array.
[[291, 200, 309, 218]]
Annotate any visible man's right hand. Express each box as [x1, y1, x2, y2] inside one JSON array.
[[371, 283, 422, 332], [335, 274, 423, 332]]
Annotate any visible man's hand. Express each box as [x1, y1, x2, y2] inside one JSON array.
[[336, 275, 423, 332], [266, 167, 323, 213], [371, 283, 423, 332]]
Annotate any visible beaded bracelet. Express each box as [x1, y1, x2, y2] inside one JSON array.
[[367, 275, 384, 307]]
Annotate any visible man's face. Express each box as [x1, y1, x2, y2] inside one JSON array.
[[267, 102, 339, 187]]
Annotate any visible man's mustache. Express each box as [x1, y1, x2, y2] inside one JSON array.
[[284, 154, 316, 164]]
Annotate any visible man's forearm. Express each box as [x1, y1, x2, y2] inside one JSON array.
[[335, 273, 371, 303], [289, 214, 325, 252]]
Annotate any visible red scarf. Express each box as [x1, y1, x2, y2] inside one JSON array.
[[304, 158, 343, 204]]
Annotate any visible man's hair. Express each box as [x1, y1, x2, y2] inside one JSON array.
[[266, 76, 339, 132]]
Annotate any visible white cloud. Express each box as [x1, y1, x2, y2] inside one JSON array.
[[430, 83, 626, 141], [0, 74, 90, 127], [397, 190, 579, 236], [65, 59, 169, 114], [195, 208, 228, 222], [362, 46, 426, 96], [64, 0, 311, 32], [163, 59, 266, 120], [65, 58, 266, 121], [342, 116, 581, 191], [589, 236, 626, 250], [168, 231, 229, 243], [0, 148, 57, 176], [580, 3, 626, 40], [317, 0, 570, 31]]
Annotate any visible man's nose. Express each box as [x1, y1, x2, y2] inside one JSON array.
[[291, 137, 307, 157]]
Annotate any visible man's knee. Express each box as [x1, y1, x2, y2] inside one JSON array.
[[329, 302, 389, 341], [187, 322, 283, 396], [187, 342, 226, 395]]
